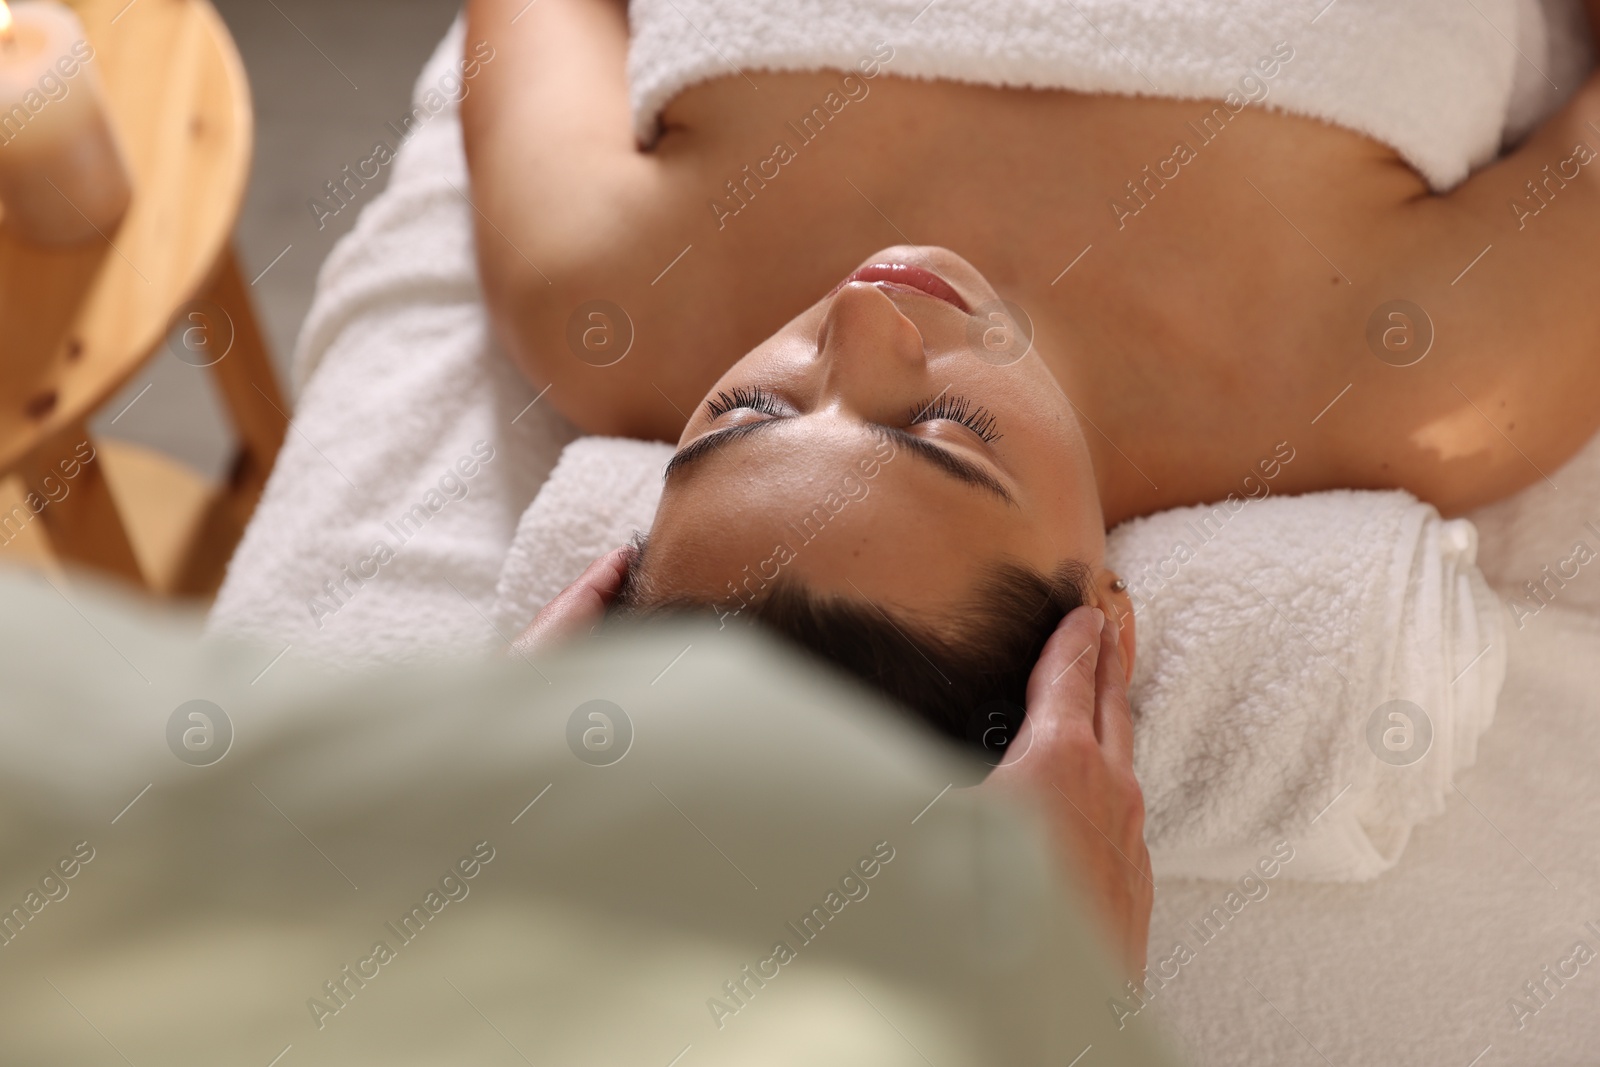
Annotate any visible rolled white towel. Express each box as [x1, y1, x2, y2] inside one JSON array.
[[1110, 489, 1507, 882], [493, 442, 1508, 882], [491, 437, 673, 636]]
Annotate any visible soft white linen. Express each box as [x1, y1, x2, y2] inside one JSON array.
[[490, 436, 671, 636], [1143, 606, 1600, 1067], [207, 20, 579, 664], [1112, 493, 1507, 881], [1466, 440, 1600, 622], [628, 0, 1589, 192]]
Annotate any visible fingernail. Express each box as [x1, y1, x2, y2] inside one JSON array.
[[1090, 607, 1105, 632]]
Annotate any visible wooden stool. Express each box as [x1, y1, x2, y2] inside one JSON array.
[[0, 0, 284, 598]]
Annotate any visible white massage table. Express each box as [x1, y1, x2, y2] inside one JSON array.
[[210, 18, 1600, 1065]]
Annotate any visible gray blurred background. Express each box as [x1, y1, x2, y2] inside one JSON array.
[[92, 0, 465, 481]]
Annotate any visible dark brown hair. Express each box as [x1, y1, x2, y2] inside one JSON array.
[[609, 536, 1091, 760]]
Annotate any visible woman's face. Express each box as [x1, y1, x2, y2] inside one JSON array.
[[643, 245, 1113, 631]]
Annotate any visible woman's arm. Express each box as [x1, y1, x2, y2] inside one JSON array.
[[462, 0, 641, 275], [462, 0, 679, 435], [1351, 63, 1600, 515]]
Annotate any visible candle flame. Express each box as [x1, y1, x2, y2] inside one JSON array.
[[0, 3, 12, 38]]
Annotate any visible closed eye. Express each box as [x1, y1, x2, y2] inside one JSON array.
[[704, 386, 1003, 447], [666, 410, 1017, 506], [704, 385, 784, 420], [908, 393, 1002, 444]]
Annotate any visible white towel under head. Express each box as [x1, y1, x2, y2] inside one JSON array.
[[490, 439, 1508, 883], [491, 437, 673, 631], [1107, 490, 1507, 881]]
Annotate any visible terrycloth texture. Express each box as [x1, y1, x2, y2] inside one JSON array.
[[1143, 606, 1600, 1067], [208, 19, 581, 663], [1464, 435, 1600, 624], [491, 437, 673, 636], [489, 443, 1508, 882], [1506, 0, 1599, 146], [1108, 492, 1506, 881], [628, 0, 1590, 192]]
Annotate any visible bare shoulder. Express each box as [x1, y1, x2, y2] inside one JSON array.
[[1313, 76, 1600, 516], [463, 0, 696, 438]]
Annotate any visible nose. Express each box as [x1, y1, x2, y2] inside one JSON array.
[[815, 281, 927, 408]]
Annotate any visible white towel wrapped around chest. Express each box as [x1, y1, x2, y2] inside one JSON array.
[[628, 0, 1592, 193], [491, 439, 1507, 882]]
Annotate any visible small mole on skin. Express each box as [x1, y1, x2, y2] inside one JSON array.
[[25, 390, 58, 419], [66, 339, 83, 360], [1509, 422, 1515, 430]]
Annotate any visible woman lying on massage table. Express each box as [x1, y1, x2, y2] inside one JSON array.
[[463, 0, 1600, 975]]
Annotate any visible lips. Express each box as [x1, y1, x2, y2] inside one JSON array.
[[834, 262, 970, 312]]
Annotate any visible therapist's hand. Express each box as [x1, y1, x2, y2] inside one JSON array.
[[510, 546, 632, 656], [983, 605, 1153, 979]]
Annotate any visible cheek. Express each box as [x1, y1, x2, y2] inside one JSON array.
[[1009, 393, 1106, 554], [1000, 371, 1089, 468]]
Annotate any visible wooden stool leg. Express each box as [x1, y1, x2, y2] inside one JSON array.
[[204, 245, 289, 501], [162, 246, 289, 597], [17, 427, 144, 585]]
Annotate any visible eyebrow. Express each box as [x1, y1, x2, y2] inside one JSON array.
[[663, 418, 1018, 507]]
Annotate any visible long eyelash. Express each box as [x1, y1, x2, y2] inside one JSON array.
[[910, 393, 1003, 443], [704, 385, 783, 419]]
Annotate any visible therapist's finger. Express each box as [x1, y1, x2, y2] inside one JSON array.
[[985, 604, 1153, 977], [1001, 606, 1102, 769], [511, 546, 632, 654], [1094, 610, 1136, 766], [1024, 607, 1102, 719]]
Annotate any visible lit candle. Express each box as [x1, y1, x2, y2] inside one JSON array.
[[0, 0, 132, 245]]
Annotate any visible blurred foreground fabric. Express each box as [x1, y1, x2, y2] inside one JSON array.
[[0, 566, 1177, 1066]]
